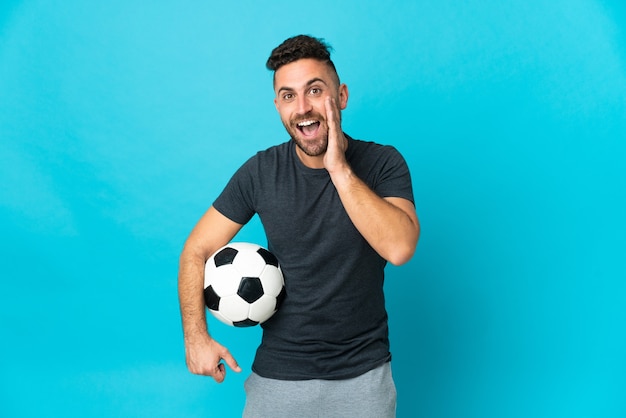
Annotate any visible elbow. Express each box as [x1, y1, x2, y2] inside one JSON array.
[[386, 244, 416, 266], [386, 224, 420, 266]]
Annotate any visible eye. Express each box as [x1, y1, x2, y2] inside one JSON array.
[[282, 93, 295, 102], [309, 87, 322, 96]]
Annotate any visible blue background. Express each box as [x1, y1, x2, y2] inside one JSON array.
[[1, 1, 625, 417]]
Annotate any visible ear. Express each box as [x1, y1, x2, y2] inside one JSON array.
[[338, 83, 349, 110], [274, 96, 279, 111]]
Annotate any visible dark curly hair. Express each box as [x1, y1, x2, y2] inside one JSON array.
[[266, 35, 339, 85]]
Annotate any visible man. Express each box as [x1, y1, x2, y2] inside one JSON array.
[[178, 35, 420, 417]]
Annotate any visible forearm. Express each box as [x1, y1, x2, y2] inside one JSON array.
[[177, 207, 244, 380], [178, 246, 242, 380], [178, 247, 210, 342], [329, 164, 419, 265], [178, 206, 243, 342], [321, 97, 418, 263]]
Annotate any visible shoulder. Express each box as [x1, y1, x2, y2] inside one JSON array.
[[346, 135, 407, 165], [244, 140, 291, 165], [234, 140, 291, 173]]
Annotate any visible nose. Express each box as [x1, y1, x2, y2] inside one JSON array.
[[296, 95, 313, 115]]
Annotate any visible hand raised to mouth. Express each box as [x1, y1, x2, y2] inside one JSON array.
[[323, 96, 349, 174]]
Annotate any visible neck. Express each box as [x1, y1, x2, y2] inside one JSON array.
[[295, 146, 326, 169]]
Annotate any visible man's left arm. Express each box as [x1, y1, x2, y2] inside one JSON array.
[[324, 97, 420, 265]]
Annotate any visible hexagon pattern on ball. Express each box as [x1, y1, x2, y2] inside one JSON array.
[[204, 242, 285, 327]]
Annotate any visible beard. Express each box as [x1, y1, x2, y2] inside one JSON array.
[[291, 130, 328, 157], [281, 111, 329, 157]]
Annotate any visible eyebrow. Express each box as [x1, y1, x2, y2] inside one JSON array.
[[277, 77, 329, 95]]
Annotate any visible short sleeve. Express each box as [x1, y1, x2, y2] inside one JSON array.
[[212, 157, 258, 225]]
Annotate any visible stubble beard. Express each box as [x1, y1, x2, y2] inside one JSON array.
[[291, 131, 328, 157], [283, 113, 329, 157]]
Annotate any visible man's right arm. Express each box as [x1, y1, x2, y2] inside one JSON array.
[[178, 205, 243, 383]]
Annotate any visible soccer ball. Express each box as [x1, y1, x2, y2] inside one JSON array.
[[203, 242, 286, 327]]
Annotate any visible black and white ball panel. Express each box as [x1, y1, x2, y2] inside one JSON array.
[[204, 242, 285, 327]]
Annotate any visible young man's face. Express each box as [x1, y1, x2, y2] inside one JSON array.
[[273, 58, 348, 161]]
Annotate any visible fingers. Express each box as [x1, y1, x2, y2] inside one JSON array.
[[210, 347, 241, 383], [185, 337, 241, 383], [213, 362, 228, 383], [221, 349, 242, 373], [325, 96, 339, 136], [323, 96, 348, 174], [324, 96, 344, 151]]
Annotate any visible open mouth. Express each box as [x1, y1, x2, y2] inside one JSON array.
[[296, 119, 321, 137]]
